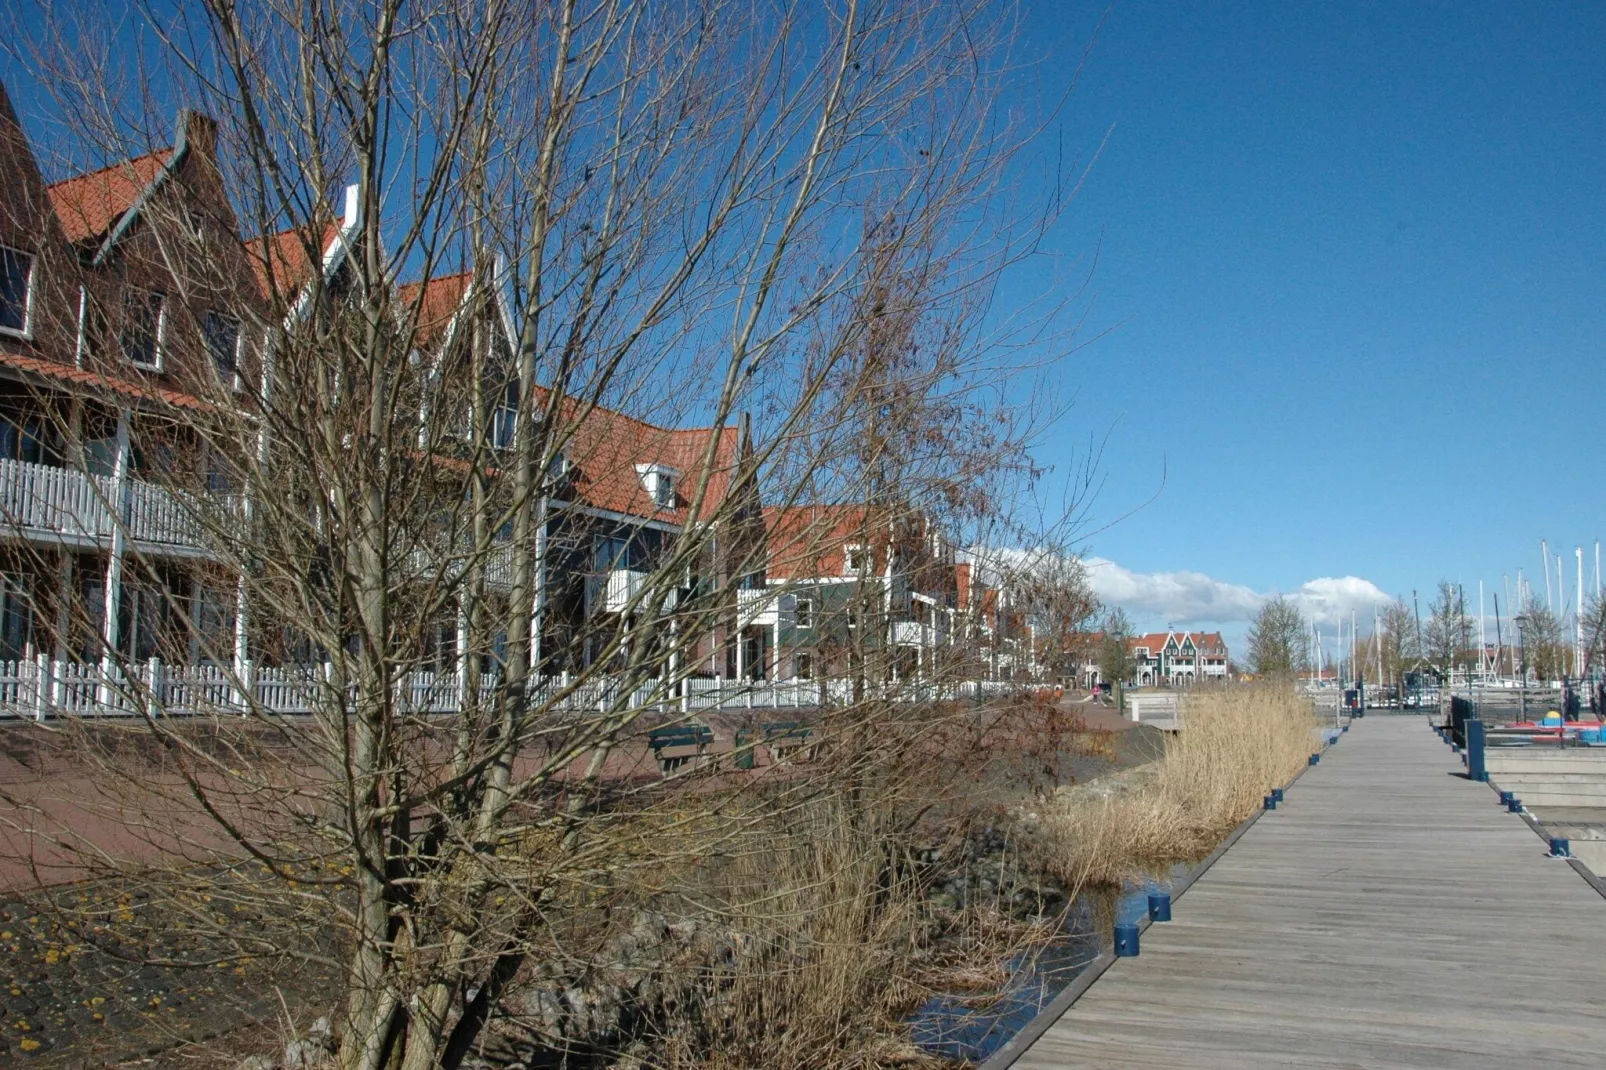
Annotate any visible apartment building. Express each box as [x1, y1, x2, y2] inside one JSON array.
[[0, 85, 761, 703], [1131, 630, 1230, 685], [751, 504, 957, 681], [0, 87, 268, 674]]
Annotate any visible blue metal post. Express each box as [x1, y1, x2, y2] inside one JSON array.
[[1498, 791, 1514, 807], [1550, 838, 1571, 858], [1270, 788, 1285, 803], [1465, 719, 1487, 782], [1507, 796, 1523, 813], [1264, 794, 1278, 810], [1114, 923, 1141, 956], [1148, 892, 1172, 922]]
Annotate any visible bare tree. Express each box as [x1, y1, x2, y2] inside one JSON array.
[[1583, 593, 1606, 679], [2, 1, 1088, 1066], [1424, 581, 1474, 681], [1246, 596, 1308, 679], [1378, 598, 1420, 687], [1517, 595, 1565, 684]]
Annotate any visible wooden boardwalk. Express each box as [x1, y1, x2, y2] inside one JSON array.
[[1007, 715, 1606, 1069]]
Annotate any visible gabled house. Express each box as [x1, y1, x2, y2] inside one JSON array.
[[0, 87, 271, 671], [392, 271, 763, 681], [755, 504, 956, 682], [1130, 630, 1230, 685]]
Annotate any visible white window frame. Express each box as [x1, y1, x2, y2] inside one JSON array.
[[121, 287, 167, 372], [634, 462, 679, 509], [795, 596, 813, 629], [843, 544, 867, 576], [203, 308, 245, 391], [0, 245, 36, 341]]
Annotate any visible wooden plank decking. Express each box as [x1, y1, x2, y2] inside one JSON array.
[[1009, 715, 1606, 1069]]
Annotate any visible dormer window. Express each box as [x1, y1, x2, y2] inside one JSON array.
[[843, 545, 867, 575], [121, 288, 166, 370], [0, 247, 34, 338], [635, 463, 678, 509]]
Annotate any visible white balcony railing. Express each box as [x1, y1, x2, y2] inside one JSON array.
[[0, 456, 215, 552], [586, 568, 649, 613], [891, 620, 937, 646], [738, 588, 797, 628]]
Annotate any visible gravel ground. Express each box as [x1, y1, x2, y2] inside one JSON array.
[[0, 883, 335, 1067]]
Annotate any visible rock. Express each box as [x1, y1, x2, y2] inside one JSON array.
[[283, 1038, 329, 1068], [235, 1056, 277, 1070], [512, 987, 564, 1034]]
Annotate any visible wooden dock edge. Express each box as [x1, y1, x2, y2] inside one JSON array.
[[1494, 782, 1606, 902], [976, 726, 1340, 1070]]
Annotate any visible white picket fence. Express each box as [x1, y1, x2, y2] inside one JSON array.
[[0, 656, 1029, 721]]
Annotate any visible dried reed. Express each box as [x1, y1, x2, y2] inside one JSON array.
[[1036, 684, 1318, 887]]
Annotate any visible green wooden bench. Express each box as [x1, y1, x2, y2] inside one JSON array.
[[762, 721, 815, 763], [648, 723, 715, 774]]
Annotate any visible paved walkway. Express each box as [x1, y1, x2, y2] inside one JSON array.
[[1009, 715, 1606, 1069]]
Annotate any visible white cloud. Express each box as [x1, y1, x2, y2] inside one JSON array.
[[1287, 576, 1392, 628], [1084, 557, 1389, 629]]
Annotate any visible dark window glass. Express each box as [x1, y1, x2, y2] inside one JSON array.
[[204, 310, 240, 378], [0, 415, 48, 465], [0, 577, 33, 662], [0, 248, 32, 333], [121, 289, 165, 368], [594, 534, 629, 573]]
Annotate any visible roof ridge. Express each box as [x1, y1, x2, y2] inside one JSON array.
[[45, 148, 172, 190]]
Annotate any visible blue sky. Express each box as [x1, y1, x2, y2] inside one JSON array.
[[1014, 1, 1606, 647]]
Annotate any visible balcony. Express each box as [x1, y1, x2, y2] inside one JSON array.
[[892, 620, 936, 647], [586, 568, 649, 613], [0, 456, 217, 554], [738, 588, 795, 628]]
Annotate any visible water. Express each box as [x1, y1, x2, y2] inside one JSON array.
[[909, 863, 1191, 1063]]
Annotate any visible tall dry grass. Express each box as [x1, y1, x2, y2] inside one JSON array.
[[642, 793, 1047, 1070], [1035, 684, 1318, 887]]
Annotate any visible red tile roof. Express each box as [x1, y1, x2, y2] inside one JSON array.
[[548, 390, 742, 522], [0, 349, 209, 412], [47, 151, 172, 245], [396, 273, 472, 350], [247, 220, 342, 298], [1130, 630, 1228, 656], [762, 505, 877, 581]]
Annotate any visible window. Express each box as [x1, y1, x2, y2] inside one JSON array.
[[795, 597, 813, 629], [493, 382, 518, 449], [843, 546, 866, 575], [121, 288, 166, 370], [593, 534, 629, 573], [0, 575, 34, 662], [635, 463, 678, 509], [0, 247, 34, 336], [0, 414, 48, 465], [85, 435, 119, 477], [203, 310, 240, 381], [794, 652, 813, 680]]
